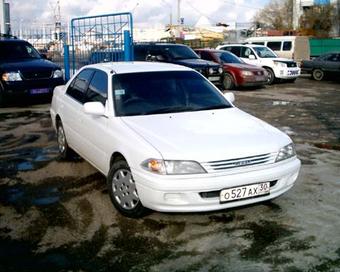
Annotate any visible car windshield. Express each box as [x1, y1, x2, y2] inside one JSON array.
[[166, 46, 199, 60], [113, 71, 231, 117], [216, 52, 243, 64], [0, 42, 42, 60], [252, 47, 277, 58]]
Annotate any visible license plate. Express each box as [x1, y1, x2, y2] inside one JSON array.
[[208, 76, 220, 81], [220, 182, 270, 203], [287, 70, 299, 76], [255, 76, 265, 81], [30, 88, 50, 95]]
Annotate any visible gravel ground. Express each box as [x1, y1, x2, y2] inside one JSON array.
[[0, 76, 339, 272]]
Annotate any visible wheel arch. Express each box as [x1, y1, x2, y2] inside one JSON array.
[[110, 152, 126, 168]]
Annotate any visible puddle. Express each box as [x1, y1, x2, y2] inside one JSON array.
[[0, 184, 60, 208], [314, 142, 340, 151], [273, 101, 290, 106]]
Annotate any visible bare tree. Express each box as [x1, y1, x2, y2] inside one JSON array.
[[299, 4, 336, 37], [253, 0, 293, 30]]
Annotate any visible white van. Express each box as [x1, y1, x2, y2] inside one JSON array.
[[245, 36, 310, 63]]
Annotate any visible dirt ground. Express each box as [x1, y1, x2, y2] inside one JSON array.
[[0, 76, 339, 272]]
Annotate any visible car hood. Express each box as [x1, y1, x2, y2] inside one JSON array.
[[0, 58, 60, 72], [262, 57, 295, 63], [173, 58, 220, 68], [223, 63, 264, 71], [121, 108, 291, 162]]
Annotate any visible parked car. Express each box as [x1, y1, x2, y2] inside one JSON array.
[[134, 43, 223, 87], [0, 36, 64, 106], [301, 52, 340, 81], [50, 61, 300, 217], [216, 44, 300, 84], [195, 49, 268, 89], [245, 36, 310, 64]]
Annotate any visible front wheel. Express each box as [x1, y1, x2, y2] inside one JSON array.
[[312, 69, 324, 81], [107, 160, 148, 218], [223, 73, 235, 90], [56, 120, 73, 159], [265, 68, 275, 85]]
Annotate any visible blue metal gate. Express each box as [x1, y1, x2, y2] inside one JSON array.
[[66, 12, 133, 80]]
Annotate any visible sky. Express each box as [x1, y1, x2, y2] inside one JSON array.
[[7, 0, 270, 29]]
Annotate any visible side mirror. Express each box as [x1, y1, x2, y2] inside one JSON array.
[[224, 92, 235, 103], [249, 55, 256, 60], [84, 102, 105, 116]]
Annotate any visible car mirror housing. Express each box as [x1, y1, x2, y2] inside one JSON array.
[[224, 92, 235, 103], [84, 102, 106, 116], [249, 55, 256, 60]]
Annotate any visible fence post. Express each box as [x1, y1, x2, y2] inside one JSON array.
[[124, 30, 132, 61], [63, 44, 70, 81]]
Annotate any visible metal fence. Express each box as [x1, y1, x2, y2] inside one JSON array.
[[12, 24, 68, 69], [70, 12, 134, 75]]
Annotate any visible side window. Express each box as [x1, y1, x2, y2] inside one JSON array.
[[283, 41, 292, 51], [267, 41, 282, 51], [200, 51, 216, 62], [229, 46, 241, 57], [66, 69, 94, 103], [240, 47, 253, 58], [252, 42, 264, 45], [85, 70, 108, 105], [149, 48, 168, 61]]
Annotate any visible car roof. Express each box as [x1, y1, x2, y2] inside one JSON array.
[[134, 43, 186, 47], [0, 38, 28, 43], [195, 48, 231, 54], [83, 61, 192, 74]]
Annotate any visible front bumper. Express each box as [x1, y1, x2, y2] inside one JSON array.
[[273, 67, 301, 79], [132, 157, 301, 212], [1, 78, 64, 96]]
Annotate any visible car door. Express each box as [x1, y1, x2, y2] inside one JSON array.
[[322, 53, 340, 74], [240, 47, 259, 66], [81, 69, 110, 172], [62, 69, 94, 154]]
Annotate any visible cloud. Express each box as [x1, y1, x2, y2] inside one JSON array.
[[8, 0, 269, 29]]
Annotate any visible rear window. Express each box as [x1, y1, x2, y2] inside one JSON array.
[[267, 42, 282, 51]]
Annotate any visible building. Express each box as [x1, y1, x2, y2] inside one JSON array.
[[0, 0, 10, 34], [293, 0, 340, 36]]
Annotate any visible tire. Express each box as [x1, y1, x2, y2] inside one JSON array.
[[56, 120, 73, 159], [107, 160, 148, 218], [312, 69, 324, 81], [0, 87, 6, 107], [223, 73, 235, 90], [265, 68, 275, 85]]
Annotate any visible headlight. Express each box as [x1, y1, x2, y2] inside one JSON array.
[[274, 61, 287, 68], [141, 159, 206, 175], [241, 70, 253, 77], [275, 143, 296, 162], [2, 72, 22, 81], [53, 69, 63, 78], [218, 67, 224, 74], [208, 67, 214, 74]]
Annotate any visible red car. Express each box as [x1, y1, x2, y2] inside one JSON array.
[[195, 49, 268, 90]]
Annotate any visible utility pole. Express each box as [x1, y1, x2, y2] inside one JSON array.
[[177, 0, 181, 25]]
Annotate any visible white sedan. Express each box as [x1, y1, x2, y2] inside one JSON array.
[[50, 62, 301, 217]]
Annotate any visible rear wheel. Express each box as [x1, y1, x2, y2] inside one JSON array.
[[312, 69, 324, 81], [107, 159, 148, 218], [56, 120, 72, 159], [223, 73, 235, 90], [265, 68, 275, 85]]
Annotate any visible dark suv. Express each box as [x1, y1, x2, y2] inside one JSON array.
[[134, 43, 223, 86], [0, 36, 64, 105]]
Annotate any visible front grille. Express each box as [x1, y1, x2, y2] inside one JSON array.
[[201, 153, 275, 173], [20, 70, 52, 80]]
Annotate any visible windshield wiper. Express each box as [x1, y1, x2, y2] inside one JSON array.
[[194, 104, 231, 111], [144, 106, 197, 115]]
